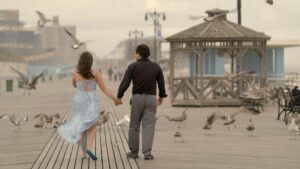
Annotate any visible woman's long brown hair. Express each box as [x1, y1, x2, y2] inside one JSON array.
[[77, 51, 95, 79]]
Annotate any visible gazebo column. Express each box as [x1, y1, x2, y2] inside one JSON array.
[[194, 48, 206, 103], [238, 48, 247, 93], [260, 47, 268, 88], [169, 43, 175, 102]]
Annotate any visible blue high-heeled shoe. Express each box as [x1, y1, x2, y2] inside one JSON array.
[[86, 150, 97, 160]]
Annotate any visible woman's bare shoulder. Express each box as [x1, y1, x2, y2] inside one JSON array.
[[91, 68, 101, 77]]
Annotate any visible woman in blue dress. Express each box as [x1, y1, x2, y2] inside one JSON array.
[[58, 51, 121, 160]]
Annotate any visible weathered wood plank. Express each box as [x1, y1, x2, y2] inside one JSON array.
[[107, 115, 126, 169], [65, 145, 78, 169], [31, 132, 57, 169], [46, 137, 65, 169], [110, 108, 140, 169], [100, 125, 110, 169], [104, 121, 118, 169], [73, 143, 83, 169], [59, 143, 73, 169], [36, 134, 61, 169], [108, 113, 132, 169]]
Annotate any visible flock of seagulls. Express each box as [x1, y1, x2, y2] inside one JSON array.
[[0, 110, 115, 132], [203, 107, 261, 136], [0, 112, 62, 132], [35, 10, 93, 50]]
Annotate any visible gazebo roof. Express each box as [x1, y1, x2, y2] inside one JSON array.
[[167, 9, 271, 42]]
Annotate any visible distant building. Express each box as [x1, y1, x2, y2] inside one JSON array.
[[0, 10, 19, 21], [0, 9, 86, 75], [0, 48, 27, 93]]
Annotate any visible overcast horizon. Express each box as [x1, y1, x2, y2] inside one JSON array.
[[2, 0, 300, 72]]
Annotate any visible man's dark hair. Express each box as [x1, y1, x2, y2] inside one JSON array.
[[136, 44, 150, 58]]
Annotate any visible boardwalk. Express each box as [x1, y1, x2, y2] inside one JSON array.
[[0, 77, 299, 169]]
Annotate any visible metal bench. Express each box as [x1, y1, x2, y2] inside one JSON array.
[[277, 87, 300, 122]]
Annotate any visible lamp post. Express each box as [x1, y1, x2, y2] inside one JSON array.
[[129, 29, 143, 47], [145, 9, 166, 62], [237, 0, 274, 25]]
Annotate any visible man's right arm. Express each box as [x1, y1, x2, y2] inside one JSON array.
[[117, 65, 133, 98]]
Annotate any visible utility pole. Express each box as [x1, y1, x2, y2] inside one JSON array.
[[145, 9, 166, 62]]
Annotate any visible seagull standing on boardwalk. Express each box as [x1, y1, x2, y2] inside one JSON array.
[[174, 131, 184, 143], [64, 28, 94, 49], [97, 111, 110, 126], [9, 113, 29, 131], [10, 66, 45, 95], [167, 109, 188, 129], [35, 10, 52, 27], [34, 113, 48, 128], [246, 119, 255, 137]]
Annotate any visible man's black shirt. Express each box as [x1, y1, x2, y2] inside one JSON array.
[[117, 58, 167, 99]]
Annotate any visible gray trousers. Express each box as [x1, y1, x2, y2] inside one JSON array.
[[129, 94, 157, 155]]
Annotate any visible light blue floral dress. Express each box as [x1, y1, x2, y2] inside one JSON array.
[[58, 80, 100, 144]]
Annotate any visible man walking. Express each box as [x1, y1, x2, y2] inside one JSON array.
[[117, 44, 167, 160]]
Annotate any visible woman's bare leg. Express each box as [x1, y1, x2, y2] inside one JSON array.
[[86, 124, 97, 151], [79, 133, 87, 157]]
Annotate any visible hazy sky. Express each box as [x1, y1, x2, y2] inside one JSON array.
[[2, 0, 300, 71]]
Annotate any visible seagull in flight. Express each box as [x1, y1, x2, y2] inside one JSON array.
[[64, 28, 94, 49], [116, 114, 130, 126], [10, 66, 46, 95], [219, 107, 261, 131], [35, 10, 52, 27]]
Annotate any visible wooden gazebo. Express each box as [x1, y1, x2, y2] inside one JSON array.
[[166, 9, 271, 106]]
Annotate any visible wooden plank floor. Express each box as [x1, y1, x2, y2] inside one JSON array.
[[31, 111, 140, 169], [2, 78, 300, 169]]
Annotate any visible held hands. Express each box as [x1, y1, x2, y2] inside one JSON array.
[[114, 97, 122, 106]]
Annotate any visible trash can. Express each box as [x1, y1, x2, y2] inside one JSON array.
[[6, 80, 13, 92]]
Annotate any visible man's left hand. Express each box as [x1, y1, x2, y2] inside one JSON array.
[[157, 97, 163, 106]]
